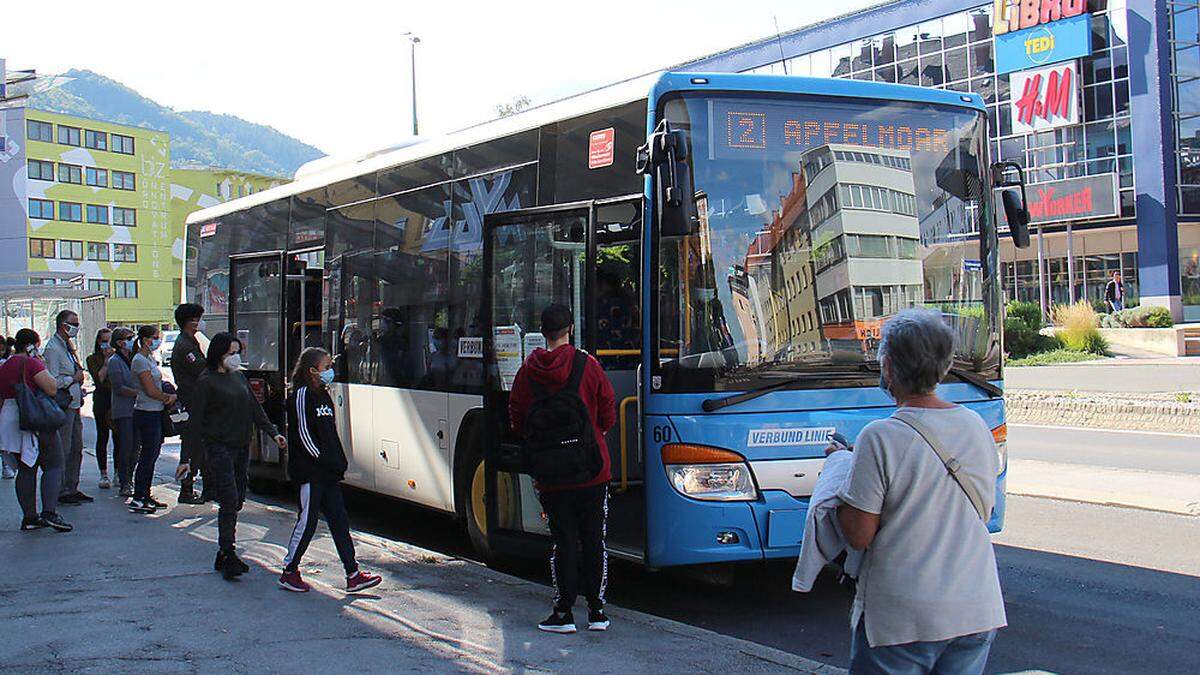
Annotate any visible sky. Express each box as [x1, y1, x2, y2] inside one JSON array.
[[4, 0, 882, 159]]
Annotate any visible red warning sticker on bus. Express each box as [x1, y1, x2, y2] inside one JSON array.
[[200, 222, 218, 238], [588, 128, 615, 169]]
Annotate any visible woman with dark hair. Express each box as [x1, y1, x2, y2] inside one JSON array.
[[0, 329, 72, 531], [129, 325, 176, 514], [278, 347, 381, 593], [176, 332, 285, 580], [0, 337, 15, 479], [106, 328, 140, 497], [85, 328, 115, 489]]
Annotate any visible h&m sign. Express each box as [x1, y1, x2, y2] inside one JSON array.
[[1010, 62, 1079, 134]]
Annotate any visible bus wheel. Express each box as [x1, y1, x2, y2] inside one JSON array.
[[464, 451, 492, 560]]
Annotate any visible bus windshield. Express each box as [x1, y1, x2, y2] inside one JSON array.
[[657, 92, 999, 392]]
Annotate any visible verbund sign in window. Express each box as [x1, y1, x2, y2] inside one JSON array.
[[995, 12, 1093, 74]]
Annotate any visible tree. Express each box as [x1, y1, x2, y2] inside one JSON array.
[[495, 95, 531, 118]]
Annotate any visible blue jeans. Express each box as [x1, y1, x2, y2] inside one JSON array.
[[132, 410, 163, 501], [850, 621, 996, 675], [1108, 299, 1124, 313], [112, 416, 137, 488]]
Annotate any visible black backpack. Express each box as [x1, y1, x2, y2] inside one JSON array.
[[520, 351, 602, 486]]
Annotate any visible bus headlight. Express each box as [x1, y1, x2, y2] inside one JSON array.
[[661, 444, 757, 502], [992, 424, 1008, 476]]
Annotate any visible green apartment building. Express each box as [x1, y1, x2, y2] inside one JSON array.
[[1, 102, 285, 328]]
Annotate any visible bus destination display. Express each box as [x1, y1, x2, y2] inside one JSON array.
[[710, 99, 956, 160]]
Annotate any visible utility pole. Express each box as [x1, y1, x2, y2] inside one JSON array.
[[409, 35, 421, 136]]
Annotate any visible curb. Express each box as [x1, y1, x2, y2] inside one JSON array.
[[1006, 390, 1200, 434]]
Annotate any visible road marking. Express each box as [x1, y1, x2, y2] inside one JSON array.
[[1009, 423, 1200, 439], [1007, 459, 1200, 516]]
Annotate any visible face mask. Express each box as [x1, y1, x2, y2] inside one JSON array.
[[319, 368, 335, 385], [124, 338, 136, 352], [65, 324, 79, 338], [100, 342, 110, 351], [150, 339, 162, 351], [197, 319, 207, 333], [26, 345, 39, 357], [223, 353, 242, 371]]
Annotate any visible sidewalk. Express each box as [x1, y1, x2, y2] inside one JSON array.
[[0, 449, 841, 674], [1006, 357, 1200, 393]]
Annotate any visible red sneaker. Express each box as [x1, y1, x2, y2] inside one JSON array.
[[278, 569, 311, 593], [346, 570, 382, 593]]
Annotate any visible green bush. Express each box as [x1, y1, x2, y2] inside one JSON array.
[[1008, 349, 1105, 367], [1004, 317, 1039, 357], [1006, 300, 1042, 330], [1110, 305, 1174, 328]]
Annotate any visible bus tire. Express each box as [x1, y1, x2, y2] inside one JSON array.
[[453, 414, 491, 560]]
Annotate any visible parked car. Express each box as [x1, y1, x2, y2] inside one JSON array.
[[159, 330, 179, 365]]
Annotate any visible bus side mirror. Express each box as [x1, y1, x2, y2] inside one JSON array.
[[992, 161, 1032, 249], [637, 120, 699, 237]]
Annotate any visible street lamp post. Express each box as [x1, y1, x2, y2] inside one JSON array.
[[409, 35, 420, 136]]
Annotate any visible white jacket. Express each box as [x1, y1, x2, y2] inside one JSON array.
[[791, 450, 860, 592]]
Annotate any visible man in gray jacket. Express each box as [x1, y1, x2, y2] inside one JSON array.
[[43, 310, 89, 504]]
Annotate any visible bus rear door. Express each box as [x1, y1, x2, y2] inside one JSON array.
[[229, 251, 287, 475]]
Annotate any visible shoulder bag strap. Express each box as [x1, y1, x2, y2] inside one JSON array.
[[566, 350, 588, 394], [892, 410, 989, 521]]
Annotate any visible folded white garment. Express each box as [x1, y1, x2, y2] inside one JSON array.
[[792, 449, 860, 592]]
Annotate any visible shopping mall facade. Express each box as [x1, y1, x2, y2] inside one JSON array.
[[681, 0, 1200, 321]]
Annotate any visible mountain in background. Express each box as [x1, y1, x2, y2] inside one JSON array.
[[30, 69, 323, 177]]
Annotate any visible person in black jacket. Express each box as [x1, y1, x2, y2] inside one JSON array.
[[278, 347, 382, 594], [175, 332, 285, 580], [170, 303, 208, 504]]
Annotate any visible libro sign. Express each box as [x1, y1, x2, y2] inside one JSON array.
[[1010, 62, 1078, 134], [993, 0, 1092, 74]]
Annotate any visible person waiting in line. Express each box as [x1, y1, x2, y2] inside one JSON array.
[[85, 328, 115, 490], [128, 325, 176, 514], [1104, 271, 1125, 313], [0, 336, 16, 480], [106, 328, 141, 497], [170, 303, 209, 505], [277, 347, 382, 594], [0, 329, 72, 531], [508, 304, 616, 634], [837, 308, 1006, 674], [43, 310, 89, 505], [175, 333, 286, 581]]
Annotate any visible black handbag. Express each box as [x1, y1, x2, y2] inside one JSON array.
[[161, 381, 180, 438], [16, 360, 67, 433]]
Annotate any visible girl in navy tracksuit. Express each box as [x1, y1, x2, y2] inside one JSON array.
[[279, 347, 382, 594]]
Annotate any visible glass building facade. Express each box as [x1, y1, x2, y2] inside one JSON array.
[[685, 0, 1197, 322]]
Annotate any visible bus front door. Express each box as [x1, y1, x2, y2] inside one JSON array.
[[482, 197, 646, 562], [229, 252, 287, 476]]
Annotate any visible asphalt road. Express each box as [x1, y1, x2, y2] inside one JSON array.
[[1008, 424, 1200, 475], [78, 419, 1199, 674], [1006, 360, 1200, 393]]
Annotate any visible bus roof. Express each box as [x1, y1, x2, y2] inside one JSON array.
[[187, 71, 985, 226]]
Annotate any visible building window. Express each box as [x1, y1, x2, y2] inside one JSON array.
[[112, 207, 136, 226], [87, 242, 110, 261], [57, 125, 81, 147], [86, 204, 109, 225], [28, 199, 54, 220], [112, 170, 135, 191], [113, 243, 137, 262], [59, 202, 83, 222], [112, 134, 135, 155], [114, 280, 138, 298], [87, 279, 111, 297], [27, 159, 54, 181], [85, 167, 109, 187], [57, 163, 83, 185], [26, 119, 53, 142], [84, 129, 108, 151], [29, 238, 55, 259], [58, 240, 84, 260]]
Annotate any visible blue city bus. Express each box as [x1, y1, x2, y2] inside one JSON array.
[[186, 71, 1030, 570]]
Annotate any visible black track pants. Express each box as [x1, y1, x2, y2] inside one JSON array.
[[282, 481, 358, 576], [539, 483, 608, 613]]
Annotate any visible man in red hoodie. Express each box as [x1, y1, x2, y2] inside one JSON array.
[[509, 304, 616, 634]]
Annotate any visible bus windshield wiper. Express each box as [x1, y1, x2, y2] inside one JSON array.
[[701, 373, 824, 412]]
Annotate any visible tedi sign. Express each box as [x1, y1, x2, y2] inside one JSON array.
[[993, 0, 1093, 74]]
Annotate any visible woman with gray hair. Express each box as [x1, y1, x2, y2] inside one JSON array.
[[837, 308, 1006, 674]]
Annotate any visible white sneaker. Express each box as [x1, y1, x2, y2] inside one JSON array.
[[98, 475, 111, 489]]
